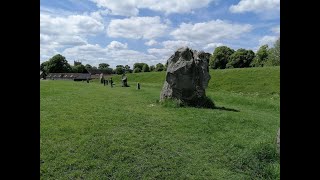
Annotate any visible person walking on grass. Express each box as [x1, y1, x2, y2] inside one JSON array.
[[110, 78, 113, 88]]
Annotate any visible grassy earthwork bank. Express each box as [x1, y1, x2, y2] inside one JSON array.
[[40, 66, 280, 179]]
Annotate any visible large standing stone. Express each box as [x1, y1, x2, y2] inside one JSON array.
[[160, 47, 213, 107]]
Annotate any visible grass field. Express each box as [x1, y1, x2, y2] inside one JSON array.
[[40, 66, 280, 179]]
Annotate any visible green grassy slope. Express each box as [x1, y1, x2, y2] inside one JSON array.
[[41, 67, 280, 179], [112, 66, 280, 96]]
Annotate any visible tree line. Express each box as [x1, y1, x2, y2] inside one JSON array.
[[210, 38, 280, 69], [40, 37, 279, 74], [40, 55, 168, 75]]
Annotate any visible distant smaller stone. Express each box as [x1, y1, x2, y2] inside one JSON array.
[[137, 82, 140, 90], [121, 74, 129, 87], [100, 73, 104, 84]]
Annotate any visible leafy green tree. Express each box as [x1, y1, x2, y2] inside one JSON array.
[[155, 63, 164, 71], [85, 64, 92, 69], [40, 61, 50, 74], [115, 65, 125, 74], [251, 45, 269, 67], [74, 61, 82, 66], [142, 64, 150, 72], [72, 64, 87, 73], [98, 63, 110, 69], [98, 63, 113, 74], [246, 50, 255, 66], [149, 65, 155, 72], [209, 46, 235, 69], [133, 63, 148, 70], [133, 67, 141, 73], [124, 65, 132, 73], [227, 49, 255, 68], [41, 54, 72, 73], [104, 68, 114, 74], [266, 38, 280, 66]]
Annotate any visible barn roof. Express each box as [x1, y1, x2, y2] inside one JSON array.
[[47, 73, 90, 79], [74, 73, 91, 79], [85, 69, 102, 75]]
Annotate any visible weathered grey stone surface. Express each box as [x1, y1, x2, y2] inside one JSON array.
[[121, 74, 129, 87], [277, 128, 280, 154], [160, 47, 213, 107], [100, 73, 104, 84]]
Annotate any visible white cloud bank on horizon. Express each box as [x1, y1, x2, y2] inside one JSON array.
[[91, 0, 217, 16]]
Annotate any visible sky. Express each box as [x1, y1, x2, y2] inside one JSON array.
[[40, 0, 280, 68]]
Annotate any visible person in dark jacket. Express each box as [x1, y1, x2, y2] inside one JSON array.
[[110, 78, 113, 88]]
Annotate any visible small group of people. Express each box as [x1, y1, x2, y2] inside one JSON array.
[[100, 73, 114, 87], [103, 77, 113, 87], [100, 73, 140, 89]]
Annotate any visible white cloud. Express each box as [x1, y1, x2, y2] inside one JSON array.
[[40, 34, 51, 44], [40, 14, 104, 36], [230, 0, 280, 14], [146, 40, 195, 64], [147, 48, 173, 64], [271, 25, 280, 34], [91, 0, 139, 16], [162, 40, 195, 50], [111, 50, 158, 66], [170, 20, 252, 45], [40, 45, 60, 62], [89, 11, 104, 22], [91, 0, 216, 16], [40, 6, 75, 16], [107, 16, 169, 39], [63, 44, 105, 56], [40, 11, 105, 61], [259, 35, 278, 47], [145, 39, 158, 46], [146, 40, 223, 64], [62, 43, 158, 67], [147, 40, 223, 64], [203, 43, 223, 52], [147, 48, 173, 57], [138, 0, 214, 15], [107, 41, 128, 50]]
